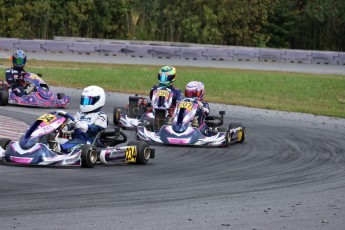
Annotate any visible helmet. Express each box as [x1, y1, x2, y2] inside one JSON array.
[[12, 50, 26, 68], [80, 86, 106, 113], [158, 66, 176, 87], [185, 81, 205, 101]]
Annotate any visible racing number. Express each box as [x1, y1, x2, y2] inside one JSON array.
[[157, 90, 169, 98], [179, 101, 193, 110], [28, 74, 40, 80], [38, 114, 56, 124], [125, 146, 137, 163]]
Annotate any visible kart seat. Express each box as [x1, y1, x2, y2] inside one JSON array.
[[98, 128, 127, 147]]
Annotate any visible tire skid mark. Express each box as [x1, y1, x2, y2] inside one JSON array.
[[0, 115, 28, 141]]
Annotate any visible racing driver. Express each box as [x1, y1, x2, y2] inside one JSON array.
[[4, 50, 34, 96], [149, 65, 183, 113], [60, 85, 108, 152]]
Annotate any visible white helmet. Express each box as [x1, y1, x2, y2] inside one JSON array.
[[80, 86, 106, 113]]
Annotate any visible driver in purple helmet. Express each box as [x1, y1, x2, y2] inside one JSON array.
[[184, 81, 215, 136]]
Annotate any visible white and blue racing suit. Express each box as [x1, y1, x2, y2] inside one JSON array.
[[60, 110, 108, 152]]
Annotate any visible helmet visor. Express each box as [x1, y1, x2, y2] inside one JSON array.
[[14, 57, 26, 66], [158, 73, 174, 83], [185, 90, 201, 98], [81, 96, 100, 105]]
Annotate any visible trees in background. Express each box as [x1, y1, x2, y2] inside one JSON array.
[[0, 0, 344, 51]]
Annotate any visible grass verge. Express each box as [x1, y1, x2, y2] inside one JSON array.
[[1, 59, 345, 118]]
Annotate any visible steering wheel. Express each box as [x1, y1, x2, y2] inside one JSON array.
[[54, 110, 75, 121]]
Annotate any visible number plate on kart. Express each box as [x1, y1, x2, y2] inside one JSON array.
[[157, 90, 169, 98], [125, 146, 137, 163], [38, 114, 56, 124], [179, 101, 193, 110], [28, 74, 40, 80]]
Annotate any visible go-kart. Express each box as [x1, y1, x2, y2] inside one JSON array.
[[0, 111, 155, 168], [137, 97, 246, 147], [0, 72, 70, 108], [114, 86, 175, 131]]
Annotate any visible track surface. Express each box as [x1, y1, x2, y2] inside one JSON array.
[[0, 86, 344, 230]]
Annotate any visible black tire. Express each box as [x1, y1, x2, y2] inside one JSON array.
[[80, 144, 98, 168], [113, 107, 122, 125], [0, 91, 9, 106], [150, 148, 155, 159], [57, 92, 65, 100], [225, 129, 231, 147], [0, 138, 11, 150], [128, 140, 151, 164], [229, 123, 246, 143]]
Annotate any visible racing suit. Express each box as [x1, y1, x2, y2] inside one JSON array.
[[60, 110, 108, 153], [5, 67, 27, 96], [195, 101, 211, 135], [149, 85, 183, 114]]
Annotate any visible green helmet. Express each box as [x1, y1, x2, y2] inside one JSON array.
[[157, 66, 176, 86]]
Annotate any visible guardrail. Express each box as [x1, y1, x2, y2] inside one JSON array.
[[0, 37, 344, 65]]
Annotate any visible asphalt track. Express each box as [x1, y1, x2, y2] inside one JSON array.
[[0, 55, 345, 230]]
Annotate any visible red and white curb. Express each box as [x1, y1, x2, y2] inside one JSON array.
[[0, 115, 28, 141]]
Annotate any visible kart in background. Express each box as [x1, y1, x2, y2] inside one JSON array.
[[0, 72, 70, 108], [0, 111, 155, 168], [113, 86, 175, 131], [137, 97, 246, 147]]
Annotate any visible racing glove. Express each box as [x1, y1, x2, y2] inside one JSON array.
[[73, 120, 88, 132], [197, 101, 203, 109]]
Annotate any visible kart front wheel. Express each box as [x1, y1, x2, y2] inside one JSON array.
[[0, 138, 11, 150], [0, 91, 9, 106], [229, 123, 246, 144], [80, 144, 98, 168], [128, 140, 151, 164]]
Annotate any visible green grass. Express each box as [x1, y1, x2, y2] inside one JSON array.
[[1, 59, 345, 118]]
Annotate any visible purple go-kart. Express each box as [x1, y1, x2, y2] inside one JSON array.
[[0, 72, 69, 108], [137, 97, 246, 147], [0, 110, 155, 168]]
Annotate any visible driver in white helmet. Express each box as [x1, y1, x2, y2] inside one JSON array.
[[60, 85, 108, 152]]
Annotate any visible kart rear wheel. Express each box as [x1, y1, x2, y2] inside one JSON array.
[[0, 91, 9, 106], [128, 140, 151, 164], [113, 107, 122, 125], [229, 123, 246, 143], [225, 130, 231, 147], [57, 93, 65, 100], [80, 144, 98, 168], [0, 138, 11, 150]]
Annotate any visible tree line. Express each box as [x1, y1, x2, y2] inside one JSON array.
[[0, 0, 344, 51]]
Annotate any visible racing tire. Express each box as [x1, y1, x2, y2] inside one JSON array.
[[128, 140, 151, 165], [0, 138, 11, 150], [225, 130, 231, 147], [113, 107, 122, 125], [0, 91, 9, 106], [229, 123, 246, 143], [80, 144, 98, 168], [57, 93, 65, 100]]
